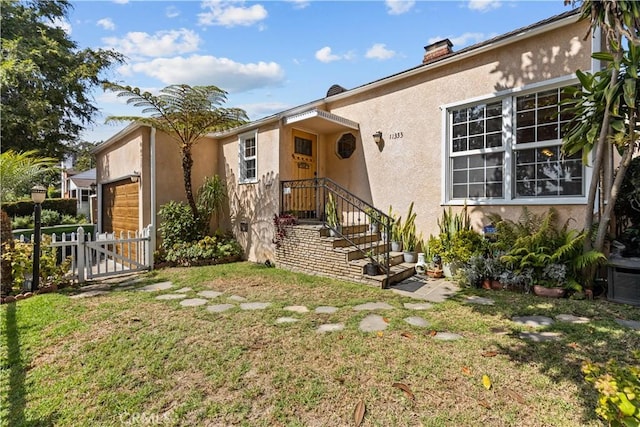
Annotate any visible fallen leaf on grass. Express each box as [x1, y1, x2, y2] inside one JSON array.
[[481, 351, 498, 357], [505, 388, 525, 404], [377, 331, 384, 337], [392, 382, 416, 401], [383, 317, 390, 323], [567, 342, 579, 349], [428, 330, 437, 337], [401, 332, 413, 339], [482, 374, 492, 390], [477, 398, 492, 409], [461, 366, 472, 376], [354, 400, 365, 426]]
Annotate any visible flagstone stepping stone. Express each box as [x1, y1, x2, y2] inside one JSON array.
[[80, 283, 111, 292], [228, 295, 247, 302], [284, 305, 309, 313], [512, 316, 554, 327], [315, 306, 339, 314], [359, 314, 389, 332], [240, 302, 271, 310], [117, 286, 135, 291], [519, 331, 563, 342], [404, 302, 433, 310], [175, 287, 193, 293], [465, 296, 495, 306], [197, 290, 223, 299], [556, 314, 590, 324], [353, 302, 394, 311], [206, 304, 235, 313], [317, 323, 345, 333], [180, 298, 208, 307], [615, 319, 640, 330], [433, 332, 463, 341], [139, 281, 173, 292], [70, 290, 108, 299], [275, 317, 299, 324], [155, 294, 187, 300], [404, 316, 430, 328]]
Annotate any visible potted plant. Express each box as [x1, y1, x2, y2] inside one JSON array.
[[365, 207, 382, 234], [387, 206, 402, 251], [401, 202, 418, 263], [462, 255, 485, 288], [363, 250, 380, 276], [484, 256, 505, 290], [533, 263, 567, 298], [325, 193, 341, 237]]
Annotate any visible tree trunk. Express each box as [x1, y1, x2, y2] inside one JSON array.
[[181, 145, 199, 224]]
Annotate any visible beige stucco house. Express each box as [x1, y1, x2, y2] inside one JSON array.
[[94, 9, 600, 282]]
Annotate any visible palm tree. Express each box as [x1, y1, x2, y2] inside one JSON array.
[[562, 0, 639, 257], [104, 83, 249, 223], [0, 150, 57, 202]]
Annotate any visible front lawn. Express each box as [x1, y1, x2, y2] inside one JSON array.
[[1, 262, 638, 426]]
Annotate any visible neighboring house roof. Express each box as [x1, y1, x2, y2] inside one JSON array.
[[69, 168, 96, 188]]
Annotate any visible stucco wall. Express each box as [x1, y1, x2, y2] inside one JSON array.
[[325, 19, 592, 239], [220, 123, 280, 263]]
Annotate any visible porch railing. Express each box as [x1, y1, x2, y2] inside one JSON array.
[[280, 178, 393, 285]]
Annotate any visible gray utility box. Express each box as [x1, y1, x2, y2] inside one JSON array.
[[607, 257, 640, 306]]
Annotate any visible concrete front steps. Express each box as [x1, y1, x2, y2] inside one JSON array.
[[275, 222, 416, 288]]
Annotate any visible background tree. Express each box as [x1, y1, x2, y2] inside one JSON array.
[[562, 0, 639, 258], [104, 83, 248, 224], [70, 141, 99, 172], [0, 150, 57, 202], [1, 0, 123, 159]]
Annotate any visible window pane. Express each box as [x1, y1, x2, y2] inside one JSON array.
[[515, 147, 583, 198], [294, 136, 313, 156], [469, 135, 484, 150], [486, 102, 502, 118], [486, 117, 501, 133], [469, 105, 484, 120], [537, 124, 558, 141], [486, 167, 502, 182], [487, 183, 503, 198], [468, 184, 484, 198], [453, 109, 467, 124], [452, 170, 467, 184], [453, 138, 467, 152], [486, 132, 502, 148], [469, 169, 485, 183], [538, 106, 557, 124], [517, 110, 535, 128], [517, 94, 536, 111], [453, 124, 467, 138], [516, 127, 535, 144], [469, 120, 484, 135], [452, 156, 467, 170], [537, 90, 558, 107], [449, 153, 504, 200], [468, 154, 484, 168], [516, 149, 535, 164], [452, 185, 468, 199]]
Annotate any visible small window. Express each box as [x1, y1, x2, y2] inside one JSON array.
[[239, 131, 257, 183], [294, 136, 313, 156], [336, 133, 356, 159]]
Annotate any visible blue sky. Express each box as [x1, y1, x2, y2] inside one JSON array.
[[64, 0, 574, 143]]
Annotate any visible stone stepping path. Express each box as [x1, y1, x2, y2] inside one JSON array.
[[615, 319, 640, 330], [276, 317, 299, 324], [315, 306, 339, 314], [175, 287, 192, 293], [403, 302, 433, 310], [155, 294, 187, 300], [465, 296, 495, 306], [359, 314, 388, 332], [353, 302, 394, 311], [240, 302, 271, 310], [198, 290, 223, 299], [284, 305, 309, 313], [228, 295, 246, 302], [433, 332, 463, 341], [511, 316, 554, 327], [180, 298, 208, 307], [207, 304, 235, 313], [404, 316, 430, 328], [139, 281, 173, 292], [556, 314, 590, 324], [519, 331, 563, 342], [317, 323, 345, 333]]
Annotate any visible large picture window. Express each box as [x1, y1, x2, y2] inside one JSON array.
[[447, 83, 583, 203], [239, 132, 257, 183]]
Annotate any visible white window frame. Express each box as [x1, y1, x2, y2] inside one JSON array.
[[239, 130, 258, 184], [441, 75, 592, 206]]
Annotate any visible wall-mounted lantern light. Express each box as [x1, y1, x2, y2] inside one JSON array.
[[130, 171, 140, 183], [372, 131, 383, 145]]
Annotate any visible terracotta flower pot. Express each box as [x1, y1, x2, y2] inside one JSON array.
[[533, 285, 566, 298]]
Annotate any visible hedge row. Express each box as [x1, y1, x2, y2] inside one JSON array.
[[1, 198, 77, 217]]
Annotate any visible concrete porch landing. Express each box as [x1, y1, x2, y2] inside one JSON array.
[[389, 275, 459, 302]]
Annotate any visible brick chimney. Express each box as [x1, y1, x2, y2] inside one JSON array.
[[423, 39, 453, 63]]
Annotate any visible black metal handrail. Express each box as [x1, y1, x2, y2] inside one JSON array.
[[280, 178, 393, 286]]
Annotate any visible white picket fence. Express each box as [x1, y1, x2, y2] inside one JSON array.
[[16, 225, 153, 283]]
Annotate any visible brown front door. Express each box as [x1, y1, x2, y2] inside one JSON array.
[[290, 129, 317, 217]]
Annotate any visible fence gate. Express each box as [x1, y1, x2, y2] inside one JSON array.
[[19, 225, 153, 284]]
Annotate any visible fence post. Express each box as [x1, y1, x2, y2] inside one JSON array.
[[77, 227, 85, 283], [145, 224, 154, 269]]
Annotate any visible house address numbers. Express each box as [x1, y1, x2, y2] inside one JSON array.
[[389, 131, 403, 139]]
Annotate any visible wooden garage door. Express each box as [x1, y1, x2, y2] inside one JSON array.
[[102, 179, 139, 235]]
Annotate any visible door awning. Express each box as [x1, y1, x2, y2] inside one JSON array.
[[283, 109, 359, 133]]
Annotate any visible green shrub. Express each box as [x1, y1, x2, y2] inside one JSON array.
[[582, 352, 640, 426], [158, 201, 201, 249], [11, 215, 32, 229], [158, 234, 243, 266], [40, 209, 61, 227], [1, 198, 77, 217], [60, 214, 77, 225]]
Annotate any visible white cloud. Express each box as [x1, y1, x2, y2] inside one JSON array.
[[103, 29, 201, 58], [365, 43, 396, 60], [166, 6, 180, 18], [198, 1, 268, 27], [468, 0, 501, 12], [315, 46, 342, 63], [121, 55, 285, 93], [113, 0, 129, 4], [385, 0, 415, 15], [427, 32, 491, 48], [97, 18, 115, 30], [286, 0, 310, 9]]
